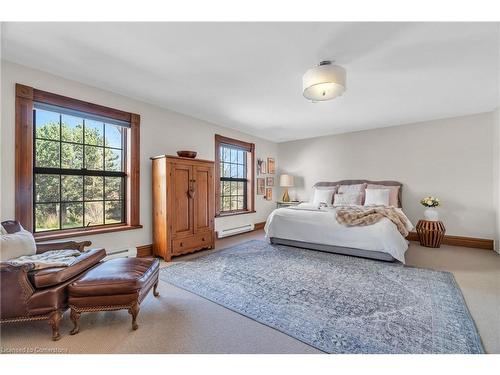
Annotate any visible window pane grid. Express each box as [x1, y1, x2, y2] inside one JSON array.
[[219, 144, 248, 213], [34, 173, 126, 232], [34, 199, 123, 204], [34, 119, 124, 172], [33, 106, 127, 233], [36, 137, 123, 151]]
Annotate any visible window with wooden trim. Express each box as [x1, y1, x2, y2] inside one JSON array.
[[33, 104, 127, 232], [215, 134, 255, 216], [15, 84, 141, 239]]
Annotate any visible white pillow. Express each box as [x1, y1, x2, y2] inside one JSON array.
[[333, 193, 362, 206], [364, 189, 390, 206], [338, 183, 366, 194], [0, 225, 37, 261], [311, 188, 336, 206]]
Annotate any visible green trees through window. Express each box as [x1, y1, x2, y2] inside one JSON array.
[[219, 145, 247, 212], [34, 107, 127, 232]]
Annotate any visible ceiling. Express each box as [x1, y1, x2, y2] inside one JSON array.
[[2, 22, 499, 142]]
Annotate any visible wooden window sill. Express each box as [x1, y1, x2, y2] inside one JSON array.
[[216, 210, 256, 218], [34, 224, 143, 242]]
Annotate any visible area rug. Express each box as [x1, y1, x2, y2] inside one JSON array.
[[160, 240, 484, 353]]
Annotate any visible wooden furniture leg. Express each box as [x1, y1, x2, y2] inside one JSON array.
[[70, 309, 81, 335], [128, 302, 140, 330], [48, 310, 62, 341]]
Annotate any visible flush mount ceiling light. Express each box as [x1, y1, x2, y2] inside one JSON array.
[[302, 60, 346, 102]]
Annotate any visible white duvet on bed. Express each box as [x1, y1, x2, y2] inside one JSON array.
[[264, 203, 413, 263]]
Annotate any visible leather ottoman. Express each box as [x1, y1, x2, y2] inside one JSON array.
[[68, 257, 160, 334]]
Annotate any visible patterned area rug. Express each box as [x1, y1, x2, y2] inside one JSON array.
[[160, 240, 484, 353]]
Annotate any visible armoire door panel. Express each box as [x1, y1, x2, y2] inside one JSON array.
[[171, 164, 192, 237], [193, 165, 214, 233]]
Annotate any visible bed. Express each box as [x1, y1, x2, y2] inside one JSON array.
[[264, 180, 413, 263]]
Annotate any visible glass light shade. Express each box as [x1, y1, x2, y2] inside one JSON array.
[[279, 174, 295, 187], [303, 63, 346, 102]]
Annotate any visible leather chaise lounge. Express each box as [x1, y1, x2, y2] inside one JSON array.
[[0, 221, 106, 340]]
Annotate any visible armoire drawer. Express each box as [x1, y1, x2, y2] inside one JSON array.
[[172, 232, 212, 255]]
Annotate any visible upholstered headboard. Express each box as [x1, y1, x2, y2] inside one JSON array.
[[313, 180, 403, 208]]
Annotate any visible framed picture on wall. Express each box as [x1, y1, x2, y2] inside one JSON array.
[[265, 188, 273, 201], [266, 177, 274, 186], [257, 178, 265, 195], [257, 158, 263, 175], [260, 161, 267, 174], [267, 157, 275, 174]]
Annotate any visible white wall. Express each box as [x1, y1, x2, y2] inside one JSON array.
[[495, 25, 500, 252], [0, 61, 277, 252], [278, 113, 497, 239], [494, 108, 500, 250]]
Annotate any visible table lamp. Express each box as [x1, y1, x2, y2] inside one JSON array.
[[279, 174, 294, 202]]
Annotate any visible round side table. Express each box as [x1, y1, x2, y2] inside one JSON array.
[[415, 220, 446, 248]]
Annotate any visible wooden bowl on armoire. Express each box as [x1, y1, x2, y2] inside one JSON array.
[[177, 151, 197, 158]]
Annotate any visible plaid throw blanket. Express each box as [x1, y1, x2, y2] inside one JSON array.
[[8, 249, 82, 270], [336, 206, 410, 237]]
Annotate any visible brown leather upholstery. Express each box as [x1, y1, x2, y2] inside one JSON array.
[[27, 276, 77, 316], [68, 257, 160, 334], [29, 249, 106, 288], [69, 258, 160, 298], [69, 293, 141, 308], [1, 220, 104, 340], [0, 262, 35, 318], [1, 220, 22, 234]]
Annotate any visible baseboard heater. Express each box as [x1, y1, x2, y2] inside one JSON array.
[[104, 247, 138, 260], [217, 223, 254, 238]]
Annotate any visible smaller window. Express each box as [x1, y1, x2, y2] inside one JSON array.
[[215, 135, 255, 216]]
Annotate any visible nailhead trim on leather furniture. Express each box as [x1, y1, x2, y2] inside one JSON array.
[[67, 257, 160, 335]]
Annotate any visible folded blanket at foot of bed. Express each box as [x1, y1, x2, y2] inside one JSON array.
[[336, 206, 410, 237]]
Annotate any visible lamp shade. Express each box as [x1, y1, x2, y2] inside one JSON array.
[[279, 174, 295, 187], [303, 61, 346, 102]]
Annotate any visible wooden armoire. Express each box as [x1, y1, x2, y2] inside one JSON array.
[[151, 155, 215, 261]]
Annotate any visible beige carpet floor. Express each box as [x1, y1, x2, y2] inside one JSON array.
[[1, 230, 499, 354]]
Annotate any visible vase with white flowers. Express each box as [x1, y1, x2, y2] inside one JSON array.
[[420, 196, 440, 221]]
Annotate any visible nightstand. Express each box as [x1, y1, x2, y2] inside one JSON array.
[[276, 201, 302, 208], [415, 220, 446, 248]]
